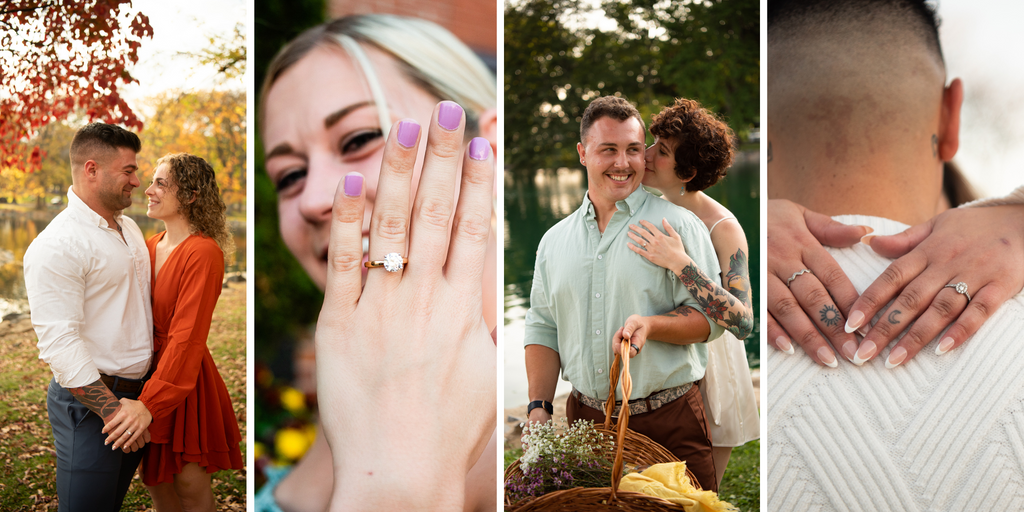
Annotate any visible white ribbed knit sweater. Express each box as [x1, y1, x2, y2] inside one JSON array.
[[768, 214, 1024, 511]]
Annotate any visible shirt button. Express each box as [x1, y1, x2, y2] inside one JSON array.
[[595, 292, 601, 298], [597, 255, 603, 260], [588, 224, 594, 229], [596, 329, 601, 335], [597, 369, 604, 374]]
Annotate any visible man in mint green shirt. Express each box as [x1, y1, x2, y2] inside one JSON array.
[[524, 96, 725, 491]]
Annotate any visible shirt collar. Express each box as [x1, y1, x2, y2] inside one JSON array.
[[67, 186, 122, 228], [581, 185, 649, 219]]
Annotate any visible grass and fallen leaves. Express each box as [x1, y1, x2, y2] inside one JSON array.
[[0, 281, 247, 511]]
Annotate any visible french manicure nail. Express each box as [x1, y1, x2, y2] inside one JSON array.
[[469, 137, 490, 161], [776, 336, 794, 355], [845, 311, 865, 333], [885, 346, 907, 369], [817, 346, 838, 368], [343, 173, 363, 197], [842, 340, 858, 362], [438, 101, 463, 131], [858, 326, 869, 337], [860, 234, 876, 246], [936, 336, 955, 355], [853, 340, 876, 366], [396, 119, 420, 148]]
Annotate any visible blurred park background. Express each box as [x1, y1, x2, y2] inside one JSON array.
[[0, 0, 246, 509], [503, 0, 760, 406], [252, 0, 497, 489]]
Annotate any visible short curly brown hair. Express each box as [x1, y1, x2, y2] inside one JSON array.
[[580, 96, 645, 143], [156, 153, 235, 263], [649, 98, 736, 192]]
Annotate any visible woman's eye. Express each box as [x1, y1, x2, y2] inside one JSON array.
[[340, 129, 383, 155], [275, 169, 307, 193]]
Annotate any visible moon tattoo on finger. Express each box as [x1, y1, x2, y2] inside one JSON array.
[[888, 309, 902, 324]]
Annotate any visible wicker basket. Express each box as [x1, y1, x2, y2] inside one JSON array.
[[505, 340, 698, 511]]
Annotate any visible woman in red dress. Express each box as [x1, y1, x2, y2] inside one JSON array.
[[138, 152, 243, 510]]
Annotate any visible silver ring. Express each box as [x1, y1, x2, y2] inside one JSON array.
[[944, 281, 972, 302], [363, 252, 407, 272], [787, 269, 813, 288]]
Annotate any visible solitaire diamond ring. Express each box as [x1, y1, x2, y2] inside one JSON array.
[[944, 281, 971, 302], [364, 253, 408, 272]]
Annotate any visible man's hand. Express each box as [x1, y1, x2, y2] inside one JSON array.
[[101, 398, 152, 451], [613, 315, 649, 358]]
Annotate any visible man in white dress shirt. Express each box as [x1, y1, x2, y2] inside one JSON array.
[[24, 123, 156, 511], [768, 1, 1024, 509]]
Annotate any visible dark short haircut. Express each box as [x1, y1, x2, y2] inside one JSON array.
[[650, 98, 736, 192], [580, 96, 645, 143], [768, 0, 944, 64], [69, 123, 141, 168]]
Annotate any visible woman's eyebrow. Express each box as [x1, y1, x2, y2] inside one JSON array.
[[324, 101, 374, 129], [266, 142, 298, 160]]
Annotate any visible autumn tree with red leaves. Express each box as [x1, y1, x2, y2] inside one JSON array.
[[0, 0, 153, 172]]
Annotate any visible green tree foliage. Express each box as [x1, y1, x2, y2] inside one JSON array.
[[504, 0, 759, 174]]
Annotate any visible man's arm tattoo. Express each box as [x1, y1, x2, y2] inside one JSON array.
[[67, 380, 120, 422], [677, 260, 754, 339], [661, 305, 694, 317]]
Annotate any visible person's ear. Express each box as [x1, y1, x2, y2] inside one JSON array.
[[938, 78, 963, 161], [478, 108, 497, 156], [577, 142, 586, 167], [82, 160, 99, 180]]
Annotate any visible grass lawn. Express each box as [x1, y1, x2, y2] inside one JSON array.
[[0, 282, 247, 511], [503, 438, 760, 511]]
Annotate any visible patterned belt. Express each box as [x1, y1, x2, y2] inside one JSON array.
[[99, 373, 147, 394], [572, 382, 693, 417]]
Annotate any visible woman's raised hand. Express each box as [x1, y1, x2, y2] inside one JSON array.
[[628, 218, 690, 272], [847, 205, 1024, 367], [767, 199, 866, 366], [314, 101, 495, 511]]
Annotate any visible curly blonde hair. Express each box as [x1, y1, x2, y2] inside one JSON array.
[[156, 153, 235, 262]]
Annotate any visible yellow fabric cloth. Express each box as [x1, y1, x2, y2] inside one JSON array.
[[619, 463, 737, 511]]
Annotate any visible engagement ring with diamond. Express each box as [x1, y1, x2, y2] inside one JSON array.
[[364, 253, 408, 272]]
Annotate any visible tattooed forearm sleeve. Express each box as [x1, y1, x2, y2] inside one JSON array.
[[677, 248, 754, 339], [67, 379, 121, 423]]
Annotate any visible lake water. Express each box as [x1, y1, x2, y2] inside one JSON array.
[[0, 207, 246, 318], [503, 154, 761, 407]]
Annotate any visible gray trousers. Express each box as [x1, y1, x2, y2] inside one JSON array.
[[47, 378, 145, 512]]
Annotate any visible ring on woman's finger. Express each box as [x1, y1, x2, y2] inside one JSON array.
[[125, 431, 132, 437], [787, 268, 813, 288], [364, 252, 408, 272], [944, 281, 972, 302]]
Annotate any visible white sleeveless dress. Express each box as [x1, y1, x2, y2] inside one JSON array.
[[699, 216, 760, 447]]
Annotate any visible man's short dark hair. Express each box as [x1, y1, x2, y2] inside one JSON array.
[[580, 96, 645, 143], [768, 0, 944, 65], [69, 123, 142, 169]]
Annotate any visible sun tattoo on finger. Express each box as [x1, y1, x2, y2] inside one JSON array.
[[820, 305, 841, 327]]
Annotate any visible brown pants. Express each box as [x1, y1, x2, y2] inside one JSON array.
[[566, 382, 717, 492]]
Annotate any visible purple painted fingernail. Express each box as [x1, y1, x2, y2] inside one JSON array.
[[469, 137, 490, 161], [343, 173, 363, 197], [438, 101, 463, 131], [396, 119, 420, 148]]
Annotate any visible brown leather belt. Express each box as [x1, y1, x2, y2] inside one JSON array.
[[573, 382, 693, 417], [99, 373, 146, 394]]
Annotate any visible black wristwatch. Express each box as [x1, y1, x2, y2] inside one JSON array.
[[527, 400, 553, 416]]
